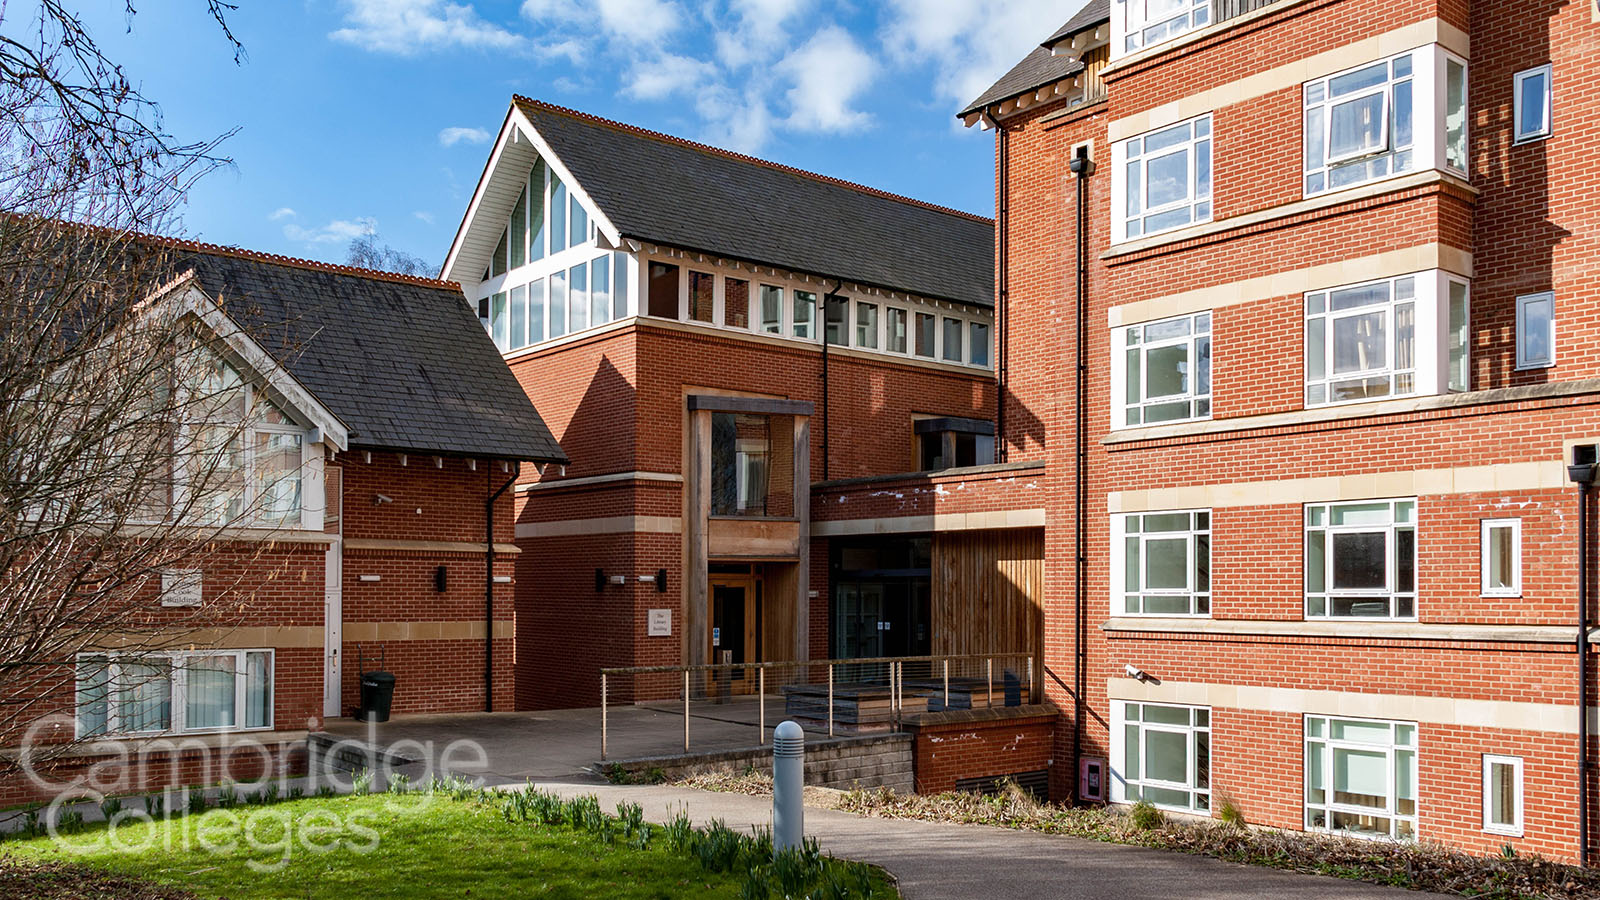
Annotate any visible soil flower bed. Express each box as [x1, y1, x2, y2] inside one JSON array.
[[677, 772, 1600, 899]]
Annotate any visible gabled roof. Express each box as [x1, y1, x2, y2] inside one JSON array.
[[1043, 0, 1111, 49], [448, 98, 995, 310], [163, 240, 566, 462], [958, 0, 1111, 118]]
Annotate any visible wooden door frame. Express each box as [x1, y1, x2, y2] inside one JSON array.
[[707, 573, 761, 667]]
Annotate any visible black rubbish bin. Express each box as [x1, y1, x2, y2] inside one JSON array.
[[359, 671, 396, 722]]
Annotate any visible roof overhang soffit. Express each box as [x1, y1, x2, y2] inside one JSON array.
[[960, 73, 1093, 130], [440, 107, 624, 286], [141, 272, 351, 451], [1046, 21, 1110, 59]]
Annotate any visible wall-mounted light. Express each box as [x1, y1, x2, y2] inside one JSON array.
[[492, 575, 513, 584], [358, 575, 381, 583], [434, 565, 448, 593]]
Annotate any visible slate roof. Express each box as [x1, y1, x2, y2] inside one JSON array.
[[959, 0, 1111, 118], [172, 242, 566, 462], [513, 98, 995, 310], [1044, 0, 1111, 48]]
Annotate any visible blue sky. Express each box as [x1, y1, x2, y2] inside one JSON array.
[[58, 0, 1070, 272]]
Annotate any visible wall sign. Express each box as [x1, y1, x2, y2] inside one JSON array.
[[1080, 756, 1106, 803], [161, 569, 203, 607], [647, 608, 672, 637]]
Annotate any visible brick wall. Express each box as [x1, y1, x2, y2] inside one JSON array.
[[989, 0, 1600, 862], [911, 708, 1058, 796]]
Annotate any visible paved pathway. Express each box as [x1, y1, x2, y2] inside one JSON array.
[[529, 780, 1449, 900]]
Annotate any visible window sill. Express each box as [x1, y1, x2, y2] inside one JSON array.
[[1102, 169, 1475, 261], [1102, 377, 1600, 445], [1102, 617, 1578, 643]]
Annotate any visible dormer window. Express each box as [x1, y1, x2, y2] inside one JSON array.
[[1115, 0, 1209, 57]]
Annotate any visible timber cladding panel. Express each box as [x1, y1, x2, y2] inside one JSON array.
[[931, 528, 1044, 664]]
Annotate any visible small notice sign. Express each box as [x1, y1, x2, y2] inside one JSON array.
[[647, 608, 672, 637], [161, 569, 203, 607]]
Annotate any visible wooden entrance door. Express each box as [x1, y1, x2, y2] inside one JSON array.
[[708, 575, 759, 695]]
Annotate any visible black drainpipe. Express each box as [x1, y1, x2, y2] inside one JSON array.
[[996, 124, 1010, 461], [1068, 149, 1092, 798], [821, 281, 843, 482], [485, 460, 520, 712], [1571, 446, 1596, 865]]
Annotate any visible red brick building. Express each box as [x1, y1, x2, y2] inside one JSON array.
[[962, 0, 1599, 862], [1, 239, 565, 806], [441, 99, 1025, 710]]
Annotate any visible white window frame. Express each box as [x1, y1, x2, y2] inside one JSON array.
[[1304, 272, 1468, 409], [1513, 64, 1552, 144], [1303, 46, 1467, 198], [75, 649, 275, 738], [1112, 0, 1210, 58], [1111, 701, 1211, 813], [1112, 312, 1211, 428], [1113, 114, 1212, 242], [1482, 754, 1525, 837], [187, 362, 309, 529], [1480, 518, 1523, 598], [1111, 510, 1211, 617], [1305, 715, 1418, 841], [1305, 498, 1417, 620], [1515, 291, 1556, 370]]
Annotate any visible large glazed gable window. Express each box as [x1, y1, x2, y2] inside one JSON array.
[[1111, 702, 1211, 812], [1304, 47, 1467, 197], [1113, 312, 1210, 427], [1305, 499, 1416, 620], [194, 357, 306, 528], [1305, 716, 1417, 840], [1113, 115, 1211, 242], [1113, 0, 1209, 58], [1112, 510, 1210, 616], [1305, 272, 1469, 408]]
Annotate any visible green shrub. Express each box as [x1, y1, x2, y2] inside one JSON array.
[[1129, 800, 1164, 831], [1216, 796, 1246, 828]]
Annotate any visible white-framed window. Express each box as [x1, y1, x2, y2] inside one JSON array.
[[76, 649, 274, 738], [1303, 47, 1467, 197], [856, 301, 879, 349], [1114, 115, 1212, 241], [760, 285, 784, 334], [1113, 0, 1209, 58], [914, 312, 936, 359], [1480, 518, 1522, 598], [1112, 510, 1211, 616], [1515, 292, 1555, 370], [1482, 754, 1524, 836], [1114, 312, 1211, 427], [1513, 65, 1552, 143], [887, 307, 908, 354], [1305, 498, 1416, 619], [1305, 272, 1469, 407], [1305, 715, 1417, 840], [969, 321, 990, 368], [1111, 701, 1211, 812], [195, 357, 305, 527], [792, 290, 816, 339], [942, 317, 964, 363]]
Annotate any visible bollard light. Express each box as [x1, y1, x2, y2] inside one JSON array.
[[772, 720, 805, 854]]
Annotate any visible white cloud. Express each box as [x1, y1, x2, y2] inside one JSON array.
[[268, 207, 296, 221], [594, 0, 683, 43], [330, 0, 521, 54], [776, 26, 875, 132], [284, 217, 376, 244], [438, 126, 491, 146], [880, 0, 1064, 110], [626, 53, 718, 101], [414, 211, 436, 225]]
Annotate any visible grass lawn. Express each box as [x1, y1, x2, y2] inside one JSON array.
[[2, 792, 877, 899]]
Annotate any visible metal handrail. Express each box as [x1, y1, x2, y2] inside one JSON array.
[[599, 651, 1036, 761]]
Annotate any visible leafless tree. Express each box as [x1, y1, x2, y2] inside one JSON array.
[[0, 3, 305, 781], [347, 230, 432, 277]]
